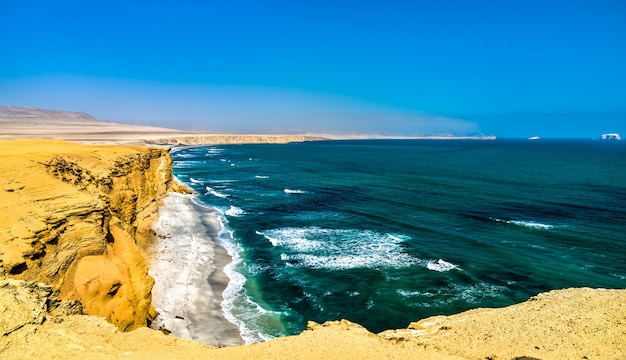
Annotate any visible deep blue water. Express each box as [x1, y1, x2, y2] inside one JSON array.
[[171, 139, 626, 342]]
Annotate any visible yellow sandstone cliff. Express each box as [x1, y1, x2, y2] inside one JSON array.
[[0, 140, 175, 331]]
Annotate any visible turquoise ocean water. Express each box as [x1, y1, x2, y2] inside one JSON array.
[[170, 139, 626, 343]]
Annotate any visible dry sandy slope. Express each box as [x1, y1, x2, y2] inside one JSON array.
[[0, 105, 323, 145], [1, 280, 624, 360]]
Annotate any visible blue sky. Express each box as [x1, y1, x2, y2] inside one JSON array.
[[1, 0, 625, 137]]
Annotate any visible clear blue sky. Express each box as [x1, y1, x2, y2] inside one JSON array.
[[1, 0, 625, 137]]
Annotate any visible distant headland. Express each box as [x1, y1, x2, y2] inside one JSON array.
[[0, 106, 494, 144]]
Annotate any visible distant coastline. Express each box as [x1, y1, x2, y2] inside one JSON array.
[[1, 106, 495, 145]]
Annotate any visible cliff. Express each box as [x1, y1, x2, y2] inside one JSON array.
[[0, 140, 175, 331]]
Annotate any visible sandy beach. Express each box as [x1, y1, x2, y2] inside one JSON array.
[[148, 192, 244, 347]]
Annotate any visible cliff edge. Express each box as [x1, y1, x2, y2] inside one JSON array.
[[1, 279, 624, 359], [0, 140, 175, 331]]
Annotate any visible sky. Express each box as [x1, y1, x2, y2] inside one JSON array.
[[1, 0, 625, 137]]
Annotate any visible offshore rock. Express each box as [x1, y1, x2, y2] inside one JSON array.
[[0, 140, 176, 330]]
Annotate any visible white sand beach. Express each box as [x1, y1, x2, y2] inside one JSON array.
[[148, 192, 244, 347]]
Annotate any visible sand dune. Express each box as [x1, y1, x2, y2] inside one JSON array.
[[0, 106, 322, 145]]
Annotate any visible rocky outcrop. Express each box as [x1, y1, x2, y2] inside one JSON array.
[[0, 279, 82, 337], [0, 140, 176, 331]]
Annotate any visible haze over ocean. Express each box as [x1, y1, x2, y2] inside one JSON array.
[[1, 1, 625, 137], [170, 139, 626, 341]]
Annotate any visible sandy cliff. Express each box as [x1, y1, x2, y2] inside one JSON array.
[[0, 140, 175, 331]]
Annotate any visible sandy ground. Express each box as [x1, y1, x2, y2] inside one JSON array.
[[1, 284, 624, 360]]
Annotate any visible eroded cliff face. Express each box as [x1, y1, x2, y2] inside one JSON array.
[[0, 140, 175, 331]]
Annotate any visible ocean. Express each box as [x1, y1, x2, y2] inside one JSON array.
[[170, 139, 626, 343]]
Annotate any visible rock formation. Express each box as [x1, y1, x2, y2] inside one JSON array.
[[0, 140, 176, 330]]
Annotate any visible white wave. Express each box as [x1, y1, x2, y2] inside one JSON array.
[[218, 218, 279, 344], [209, 179, 239, 183], [225, 205, 245, 217], [190, 177, 203, 184], [259, 227, 418, 270], [490, 217, 555, 230], [426, 259, 459, 272], [610, 273, 626, 280], [401, 282, 507, 309], [284, 189, 306, 194], [509, 220, 554, 229], [172, 161, 197, 169], [205, 147, 225, 157], [397, 289, 434, 298], [175, 152, 196, 158], [206, 186, 229, 198], [255, 175, 270, 179]]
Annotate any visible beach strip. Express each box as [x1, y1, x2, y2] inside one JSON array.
[[148, 192, 244, 347]]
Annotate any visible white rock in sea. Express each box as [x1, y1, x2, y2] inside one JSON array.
[[600, 133, 621, 140]]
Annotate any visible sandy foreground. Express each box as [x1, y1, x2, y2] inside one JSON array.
[[1, 106, 624, 359]]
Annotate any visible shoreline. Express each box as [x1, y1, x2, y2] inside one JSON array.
[[148, 192, 244, 347]]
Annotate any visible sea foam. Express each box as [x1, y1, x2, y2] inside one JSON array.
[[259, 227, 418, 270], [490, 217, 556, 229], [426, 259, 459, 272], [218, 218, 278, 344], [206, 186, 229, 198], [284, 189, 306, 194], [225, 205, 245, 217]]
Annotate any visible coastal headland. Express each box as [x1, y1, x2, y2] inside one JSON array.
[[1, 107, 624, 359]]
